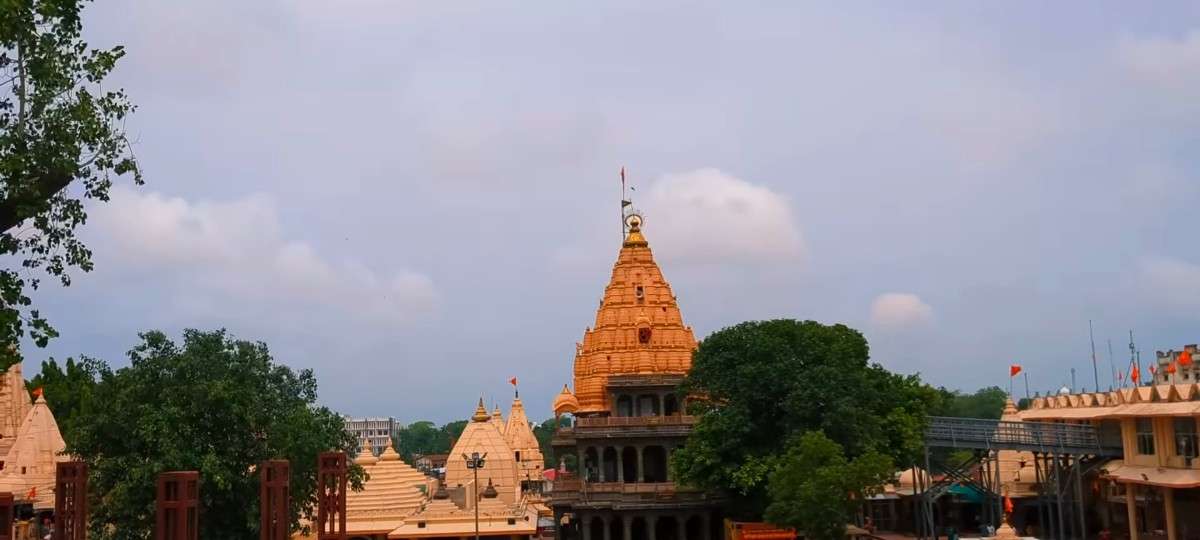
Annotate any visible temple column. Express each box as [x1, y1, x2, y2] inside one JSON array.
[[702, 512, 712, 540], [648, 515, 658, 540], [636, 445, 645, 483], [603, 515, 612, 540], [582, 514, 593, 540], [577, 448, 585, 479], [1165, 487, 1177, 540], [598, 447, 606, 482], [676, 515, 687, 540], [622, 514, 632, 540], [1127, 483, 1139, 540], [665, 447, 673, 482], [617, 446, 625, 483]]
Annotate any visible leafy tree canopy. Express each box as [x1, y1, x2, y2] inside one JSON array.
[[68, 329, 362, 540], [764, 432, 894, 540], [0, 0, 141, 368], [932, 385, 1008, 419], [533, 416, 572, 468], [25, 354, 104, 441], [674, 319, 941, 518]]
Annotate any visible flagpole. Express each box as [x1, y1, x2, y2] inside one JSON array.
[[1023, 372, 1030, 400], [1089, 320, 1100, 393]]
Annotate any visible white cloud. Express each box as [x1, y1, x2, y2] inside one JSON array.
[[638, 168, 803, 265], [1117, 30, 1200, 90], [869, 293, 934, 331], [90, 186, 437, 327]]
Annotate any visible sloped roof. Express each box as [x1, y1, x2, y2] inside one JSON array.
[[444, 399, 520, 504], [503, 397, 545, 480], [0, 393, 68, 509], [345, 438, 431, 534]]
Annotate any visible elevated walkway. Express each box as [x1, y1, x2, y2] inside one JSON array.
[[925, 416, 1122, 456]]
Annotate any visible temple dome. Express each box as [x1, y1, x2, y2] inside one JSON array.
[[344, 437, 431, 535], [569, 219, 697, 414], [445, 399, 521, 504], [354, 439, 378, 466], [503, 396, 545, 481], [0, 392, 68, 509], [552, 385, 579, 416]]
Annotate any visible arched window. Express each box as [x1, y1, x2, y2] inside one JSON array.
[[638, 327, 652, 344]]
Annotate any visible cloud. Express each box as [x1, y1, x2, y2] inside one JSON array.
[[638, 168, 803, 265], [1117, 29, 1200, 90], [869, 293, 934, 331], [89, 186, 437, 328]]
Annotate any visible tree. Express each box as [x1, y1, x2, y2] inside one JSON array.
[[0, 0, 141, 368], [764, 432, 893, 540], [68, 329, 362, 540], [441, 419, 467, 443], [25, 354, 105, 442], [933, 386, 1008, 419], [533, 416, 572, 468], [394, 420, 451, 463], [673, 319, 940, 518]]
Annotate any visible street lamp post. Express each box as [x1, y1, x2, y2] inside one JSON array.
[[463, 451, 487, 540]]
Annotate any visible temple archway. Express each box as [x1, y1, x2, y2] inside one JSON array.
[[616, 395, 634, 417], [584, 447, 599, 481], [655, 515, 679, 540], [663, 394, 679, 416], [589, 516, 605, 540], [631, 516, 649, 540], [622, 447, 638, 483], [602, 447, 619, 482], [643, 446, 668, 483], [636, 394, 659, 417]]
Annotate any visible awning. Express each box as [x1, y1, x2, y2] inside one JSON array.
[[1100, 460, 1200, 488]]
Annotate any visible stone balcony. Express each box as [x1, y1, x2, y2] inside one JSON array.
[[553, 415, 697, 445], [549, 477, 720, 510]]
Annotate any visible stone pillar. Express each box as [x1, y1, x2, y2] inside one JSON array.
[[648, 515, 658, 540], [1127, 483, 1139, 540], [1166, 487, 1177, 540], [636, 446, 645, 483], [603, 515, 613, 540], [577, 448, 585, 478], [655, 394, 663, 416], [702, 512, 712, 540], [582, 514, 593, 540], [617, 447, 625, 483], [622, 514, 632, 540], [665, 447, 673, 482], [598, 448, 606, 482], [677, 515, 687, 540]]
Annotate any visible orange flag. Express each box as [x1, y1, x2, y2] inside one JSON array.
[[32, 387, 42, 399], [1168, 362, 1177, 374], [1181, 350, 1193, 367], [1132, 366, 1141, 383], [1004, 496, 1013, 515], [1151, 365, 1158, 375], [1010, 365, 1022, 377], [26, 486, 35, 500], [509, 377, 518, 387]]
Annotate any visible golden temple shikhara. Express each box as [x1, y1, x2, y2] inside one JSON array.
[[550, 213, 722, 540]]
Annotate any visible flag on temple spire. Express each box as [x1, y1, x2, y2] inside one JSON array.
[[1150, 365, 1158, 375], [1181, 350, 1193, 367], [1167, 362, 1177, 374], [509, 377, 517, 387], [1131, 366, 1141, 383], [1010, 364, 1022, 377]]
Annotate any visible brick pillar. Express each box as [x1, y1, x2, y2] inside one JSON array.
[[0, 492, 13, 540], [636, 446, 645, 483], [259, 460, 289, 540], [1126, 483, 1139, 540], [155, 471, 200, 540], [54, 462, 87, 540], [1165, 487, 1177, 540], [317, 452, 347, 540]]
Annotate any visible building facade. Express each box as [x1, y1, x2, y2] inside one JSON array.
[[345, 416, 401, 456], [1021, 383, 1200, 540], [549, 214, 722, 540]]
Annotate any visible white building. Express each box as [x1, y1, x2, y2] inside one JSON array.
[[344, 416, 399, 455]]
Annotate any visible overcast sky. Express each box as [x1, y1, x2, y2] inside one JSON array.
[[19, 1, 1200, 423]]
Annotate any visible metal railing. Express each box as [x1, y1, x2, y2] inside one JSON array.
[[925, 416, 1122, 456]]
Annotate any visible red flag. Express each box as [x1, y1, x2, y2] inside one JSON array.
[[509, 377, 517, 387], [1132, 367, 1141, 383], [1181, 350, 1193, 367], [1150, 365, 1158, 375], [1167, 362, 1177, 374], [1004, 496, 1013, 515], [26, 486, 35, 500], [32, 387, 42, 399], [1010, 364, 1022, 377]]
